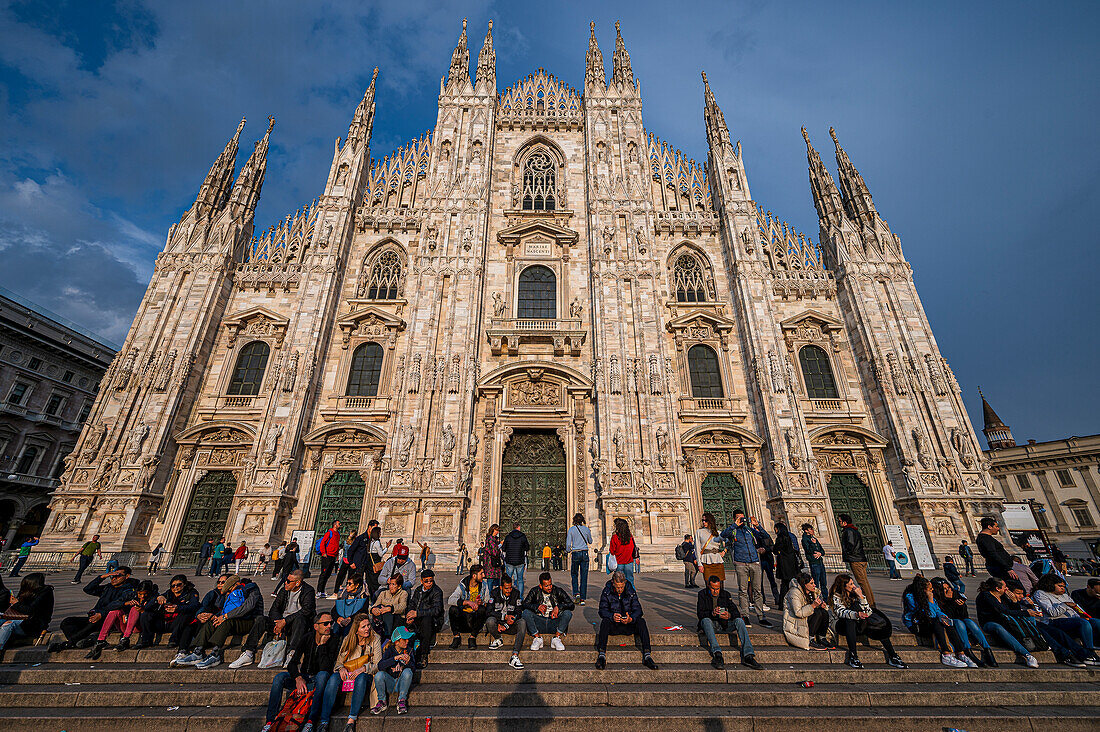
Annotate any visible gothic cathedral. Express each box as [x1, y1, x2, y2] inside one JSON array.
[[41, 21, 1004, 564]]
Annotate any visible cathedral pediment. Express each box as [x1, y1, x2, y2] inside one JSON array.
[[779, 309, 844, 333], [496, 219, 578, 249], [223, 306, 290, 347], [665, 309, 737, 336]]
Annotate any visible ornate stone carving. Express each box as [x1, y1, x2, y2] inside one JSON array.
[[398, 425, 415, 467], [408, 354, 421, 394], [912, 428, 932, 469], [613, 428, 625, 469], [81, 422, 107, 461], [510, 378, 561, 407], [609, 355, 622, 394], [925, 354, 948, 396], [655, 426, 669, 468], [125, 423, 150, 463], [887, 352, 907, 395], [440, 424, 456, 467]]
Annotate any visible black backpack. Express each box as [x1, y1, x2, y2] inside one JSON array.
[[675, 544, 687, 561]]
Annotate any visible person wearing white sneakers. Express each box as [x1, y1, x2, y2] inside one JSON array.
[[901, 575, 969, 668], [521, 572, 574, 652], [486, 574, 528, 669]]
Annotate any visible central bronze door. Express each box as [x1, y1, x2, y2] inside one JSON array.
[[176, 470, 237, 555], [499, 429, 567, 564]]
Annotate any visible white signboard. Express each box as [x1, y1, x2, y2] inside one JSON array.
[[905, 524, 936, 570], [883, 524, 913, 571], [1001, 501, 1039, 531], [292, 530, 316, 568]]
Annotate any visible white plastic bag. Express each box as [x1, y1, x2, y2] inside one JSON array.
[[257, 638, 287, 669]]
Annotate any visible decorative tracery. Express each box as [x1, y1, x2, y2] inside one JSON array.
[[673, 254, 708, 303], [522, 151, 557, 211], [360, 248, 404, 300]]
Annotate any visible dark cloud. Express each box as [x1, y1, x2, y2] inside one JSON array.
[[0, 1, 1096, 440]]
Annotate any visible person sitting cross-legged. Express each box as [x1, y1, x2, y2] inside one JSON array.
[[447, 563, 490, 649], [486, 573, 528, 669], [178, 574, 264, 669], [594, 570, 657, 670], [231, 569, 314, 669], [697, 574, 761, 669], [50, 567, 139, 652], [260, 611, 343, 732], [521, 571, 574, 652], [370, 575, 407, 640]]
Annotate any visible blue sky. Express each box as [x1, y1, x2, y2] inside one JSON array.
[[0, 1, 1096, 443]]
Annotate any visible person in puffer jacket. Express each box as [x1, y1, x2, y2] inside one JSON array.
[[594, 571, 657, 670]]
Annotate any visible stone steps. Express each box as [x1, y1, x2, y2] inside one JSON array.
[[0, 705, 1098, 732]]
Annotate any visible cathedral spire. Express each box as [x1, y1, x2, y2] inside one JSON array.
[[475, 20, 496, 92], [229, 116, 273, 221], [611, 21, 635, 91], [830, 126, 879, 227], [585, 21, 606, 90], [701, 71, 731, 150], [979, 388, 1016, 450], [803, 127, 847, 230], [195, 117, 245, 218], [346, 67, 378, 151], [447, 18, 470, 90]]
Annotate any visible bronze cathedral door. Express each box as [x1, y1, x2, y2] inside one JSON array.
[[498, 429, 567, 564]]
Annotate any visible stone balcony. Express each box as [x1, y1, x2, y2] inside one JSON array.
[[487, 317, 586, 357], [318, 394, 392, 422], [677, 395, 748, 422]]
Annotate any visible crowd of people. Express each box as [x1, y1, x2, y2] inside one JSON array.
[[0, 510, 1092, 731]]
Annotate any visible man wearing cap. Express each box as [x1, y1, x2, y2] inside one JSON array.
[[378, 543, 417, 592], [405, 569, 443, 668]]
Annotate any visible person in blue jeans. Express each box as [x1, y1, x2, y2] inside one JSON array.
[[500, 523, 530, 597], [328, 613, 380, 730], [260, 611, 342, 732], [696, 574, 761, 670], [566, 513, 592, 604], [371, 626, 417, 715], [943, 556, 965, 596], [1033, 573, 1100, 649], [933, 578, 996, 667], [800, 524, 827, 595], [8, 537, 38, 577]]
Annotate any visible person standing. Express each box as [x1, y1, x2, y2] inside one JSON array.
[[676, 534, 699, 589], [749, 516, 779, 605], [270, 543, 282, 580], [479, 525, 503, 596], [566, 513, 592, 604], [195, 538, 214, 577], [316, 520, 342, 599], [541, 543, 552, 572], [608, 518, 638, 588], [695, 513, 726, 585], [722, 510, 772, 627], [71, 534, 102, 584], [501, 523, 530, 596], [148, 543, 164, 575], [258, 543, 271, 575], [8, 536, 38, 577], [976, 517, 1016, 581], [277, 540, 301, 590], [334, 529, 357, 590], [456, 542, 469, 575], [233, 542, 248, 574], [959, 540, 976, 576], [211, 538, 227, 577], [883, 541, 901, 580], [772, 522, 802, 604], [800, 524, 827, 593], [838, 514, 875, 607]]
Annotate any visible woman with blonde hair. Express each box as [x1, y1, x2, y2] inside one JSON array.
[[329, 612, 382, 732], [694, 512, 726, 585]]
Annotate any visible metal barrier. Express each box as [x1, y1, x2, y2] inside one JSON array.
[[0, 550, 268, 577]]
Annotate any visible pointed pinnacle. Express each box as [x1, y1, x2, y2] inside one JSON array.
[[801, 126, 810, 143], [829, 126, 839, 145], [371, 66, 379, 86], [266, 115, 275, 133], [235, 117, 246, 136], [590, 20, 595, 33]]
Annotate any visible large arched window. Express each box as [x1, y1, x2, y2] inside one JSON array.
[[521, 151, 556, 211], [16, 446, 38, 474], [227, 341, 270, 396], [517, 265, 556, 319], [364, 250, 403, 300], [346, 342, 384, 397], [673, 253, 708, 303], [688, 344, 724, 398], [799, 345, 839, 399]]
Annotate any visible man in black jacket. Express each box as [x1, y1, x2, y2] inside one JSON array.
[[238, 569, 316, 668], [260, 611, 342, 732], [405, 569, 444, 668], [595, 571, 657, 669], [521, 572, 574, 652], [501, 522, 530, 596], [51, 567, 139, 650], [180, 575, 265, 668], [697, 574, 761, 669], [839, 513, 875, 607], [486, 573, 528, 669], [196, 539, 214, 577], [976, 517, 1016, 581]]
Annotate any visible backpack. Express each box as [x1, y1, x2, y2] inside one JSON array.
[[675, 544, 687, 561], [314, 537, 324, 554], [270, 689, 313, 732]]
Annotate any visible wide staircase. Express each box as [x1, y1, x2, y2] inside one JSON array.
[[0, 628, 1098, 731]]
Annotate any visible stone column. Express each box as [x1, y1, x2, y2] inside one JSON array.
[[1035, 470, 1069, 531], [3, 519, 24, 547], [1074, 466, 1100, 521]]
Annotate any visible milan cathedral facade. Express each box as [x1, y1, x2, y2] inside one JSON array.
[[41, 20, 1005, 564]]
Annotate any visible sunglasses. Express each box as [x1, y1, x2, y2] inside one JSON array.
[[317, 620, 333, 626], [170, 583, 183, 587]]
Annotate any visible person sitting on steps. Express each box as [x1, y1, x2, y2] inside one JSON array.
[[594, 570, 658, 670], [901, 575, 970, 668], [87, 579, 158, 659], [177, 574, 264, 669], [828, 573, 907, 669], [447, 563, 490, 649], [0, 573, 53, 663], [369, 575, 407, 640], [782, 571, 834, 651], [486, 573, 528, 669], [404, 570, 444, 669], [138, 574, 199, 651], [521, 571, 574, 652], [261, 611, 343, 732], [932, 577, 997, 667], [331, 575, 370, 640], [696, 574, 761, 670], [370, 626, 418, 716], [50, 566, 138, 652]]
